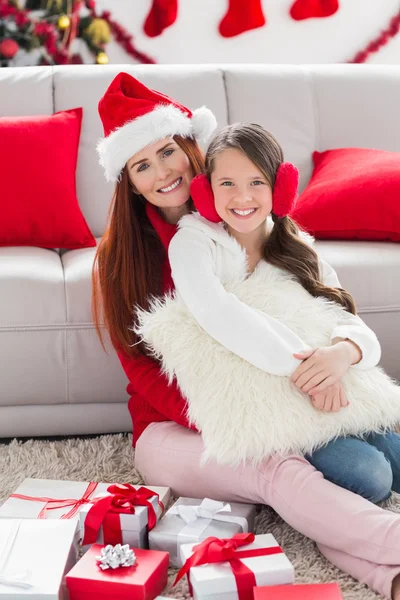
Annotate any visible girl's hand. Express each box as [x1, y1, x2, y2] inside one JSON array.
[[291, 341, 361, 395], [311, 381, 349, 412]]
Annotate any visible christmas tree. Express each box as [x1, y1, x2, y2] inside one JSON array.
[[0, 0, 112, 66]]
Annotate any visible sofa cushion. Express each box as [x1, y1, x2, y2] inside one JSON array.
[[0, 246, 67, 406], [315, 240, 400, 315], [0, 108, 96, 249], [292, 148, 400, 242]]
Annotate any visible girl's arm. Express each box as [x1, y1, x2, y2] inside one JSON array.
[[319, 258, 381, 370], [169, 226, 310, 376]]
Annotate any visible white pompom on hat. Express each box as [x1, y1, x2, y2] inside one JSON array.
[[97, 72, 217, 182]]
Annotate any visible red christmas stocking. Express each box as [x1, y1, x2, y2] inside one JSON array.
[[219, 0, 266, 38], [143, 0, 178, 37], [290, 0, 339, 21]]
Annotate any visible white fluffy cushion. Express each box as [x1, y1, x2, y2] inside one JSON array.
[[136, 261, 400, 467]]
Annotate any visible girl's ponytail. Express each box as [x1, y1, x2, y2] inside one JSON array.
[[265, 214, 357, 315]]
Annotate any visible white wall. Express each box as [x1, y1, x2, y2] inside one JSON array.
[[96, 0, 400, 65]]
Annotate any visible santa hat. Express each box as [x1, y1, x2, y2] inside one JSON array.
[[97, 72, 217, 183]]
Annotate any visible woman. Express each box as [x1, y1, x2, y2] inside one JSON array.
[[92, 72, 400, 599]]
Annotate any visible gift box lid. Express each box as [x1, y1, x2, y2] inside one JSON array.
[[0, 478, 170, 522], [254, 583, 343, 599], [66, 544, 169, 600], [79, 488, 162, 533], [0, 519, 79, 599], [180, 533, 294, 597]]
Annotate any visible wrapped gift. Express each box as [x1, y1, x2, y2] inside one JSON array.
[[254, 583, 343, 599], [66, 543, 169, 600], [149, 497, 256, 567], [177, 533, 294, 600], [0, 478, 170, 549], [0, 518, 79, 599]]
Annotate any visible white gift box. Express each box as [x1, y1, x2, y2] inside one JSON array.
[[149, 497, 256, 568], [0, 518, 79, 599], [180, 533, 294, 600], [0, 478, 170, 548]]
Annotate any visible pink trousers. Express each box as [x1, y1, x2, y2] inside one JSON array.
[[135, 421, 400, 599]]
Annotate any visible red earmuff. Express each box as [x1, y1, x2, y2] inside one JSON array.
[[190, 163, 299, 223], [272, 162, 299, 218], [190, 174, 221, 223]]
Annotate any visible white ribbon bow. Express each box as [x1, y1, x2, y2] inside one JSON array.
[[171, 498, 232, 524], [0, 521, 33, 589]]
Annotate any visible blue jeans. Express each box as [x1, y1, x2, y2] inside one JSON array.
[[306, 432, 400, 504]]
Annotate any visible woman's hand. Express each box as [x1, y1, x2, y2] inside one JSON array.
[[310, 381, 349, 412], [291, 340, 362, 395]]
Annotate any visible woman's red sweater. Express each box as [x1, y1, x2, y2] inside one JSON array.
[[118, 203, 197, 446]]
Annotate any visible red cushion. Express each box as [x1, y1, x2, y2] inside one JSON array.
[[291, 148, 400, 242], [0, 108, 95, 249]]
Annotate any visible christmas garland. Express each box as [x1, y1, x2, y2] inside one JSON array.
[[0, 0, 155, 66], [347, 9, 400, 63]]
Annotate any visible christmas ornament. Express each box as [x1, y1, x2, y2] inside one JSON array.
[[347, 9, 400, 63], [0, 38, 19, 58], [98, 9, 155, 63], [290, 0, 339, 21], [96, 51, 108, 64], [143, 0, 178, 38], [84, 17, 110, 45], [96, 545, 137, 570], [219, 0, 266, 38], [57, 14, 70, 30]]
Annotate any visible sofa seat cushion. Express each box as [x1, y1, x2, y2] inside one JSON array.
[[315, 240, 400, 315], [0, 246, 66, 327]]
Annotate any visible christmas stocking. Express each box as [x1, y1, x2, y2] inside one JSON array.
[[143, 0, 178, 37], [219, 0, 266, 38], [290, 0, 339, 21]]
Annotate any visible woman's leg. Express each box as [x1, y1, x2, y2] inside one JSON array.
[[364, 432, 400, 493], [135, 422, 400, 598], [306, 436, 393, 503]]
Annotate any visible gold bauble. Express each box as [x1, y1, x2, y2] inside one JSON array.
[[84, 18, 111, 45], [57, 15, 71, 30], [96, 52, 109, 65]]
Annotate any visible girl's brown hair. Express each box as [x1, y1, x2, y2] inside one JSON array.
[[205, 123, 356, 315], [92, 135, 205, 357]]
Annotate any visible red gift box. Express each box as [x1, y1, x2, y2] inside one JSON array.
[[66, 544, 169, 600], [254, 583, 343, 599]]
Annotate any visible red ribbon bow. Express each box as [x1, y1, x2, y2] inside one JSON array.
[[10, 481, 99, 520], [174, 533, 283, 600], [82, 484, 163, 546]]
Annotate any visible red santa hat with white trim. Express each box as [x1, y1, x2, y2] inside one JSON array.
[[97, 72, 217, 183]]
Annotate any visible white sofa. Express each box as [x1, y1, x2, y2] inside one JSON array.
[[0, 64, 399, 438]]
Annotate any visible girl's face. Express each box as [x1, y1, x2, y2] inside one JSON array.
[[210, 148, 273, 234], [127, 138, 194, 210]]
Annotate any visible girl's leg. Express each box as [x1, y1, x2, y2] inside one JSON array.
[[135, 422, 400, 572], [364, 432, 400, 493], [306, 436, 393, 503]]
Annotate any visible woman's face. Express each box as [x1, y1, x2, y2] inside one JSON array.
[[127, 138, 194, 210]]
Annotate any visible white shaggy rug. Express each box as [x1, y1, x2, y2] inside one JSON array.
[[0, 433, 397, 599]]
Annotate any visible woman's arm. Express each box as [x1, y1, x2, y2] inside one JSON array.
[[319, 258, 381, 370], [118, 350, 197, 430], [169, 227, 310, 376]]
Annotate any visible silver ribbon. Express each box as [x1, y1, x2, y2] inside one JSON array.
[[170, 499, 249, 563], [0, 520, 33, 589], [96, 544, 137, 570]]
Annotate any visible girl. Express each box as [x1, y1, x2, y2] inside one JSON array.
[[136, 122, 400, 480], [93, 72, 400, 599]]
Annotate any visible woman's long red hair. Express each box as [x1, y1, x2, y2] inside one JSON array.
[[92, 136, 205, 357]]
